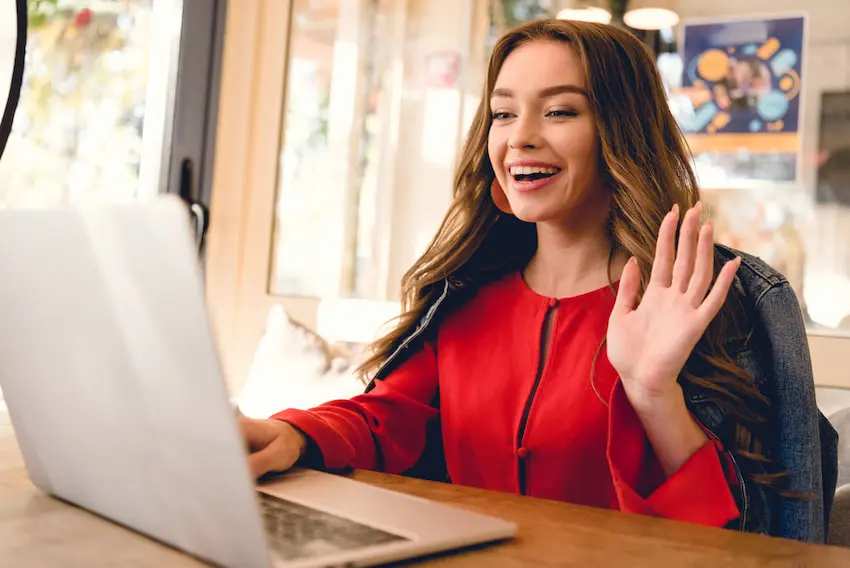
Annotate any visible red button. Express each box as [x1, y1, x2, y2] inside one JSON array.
[[548, 298, 559, 308], [517, 447, 529, 459]]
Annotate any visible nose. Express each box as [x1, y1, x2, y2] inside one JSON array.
[[508, 114, 540, 150]]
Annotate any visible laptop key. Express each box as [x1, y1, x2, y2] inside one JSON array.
[[257, 491, 409, 562]]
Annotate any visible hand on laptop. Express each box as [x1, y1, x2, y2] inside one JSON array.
[[239, 417, 308, 478]]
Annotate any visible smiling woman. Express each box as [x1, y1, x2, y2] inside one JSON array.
[[230, 18, 837, 545]]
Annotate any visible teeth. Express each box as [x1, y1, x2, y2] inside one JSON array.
[[509, 166, 560, 176]]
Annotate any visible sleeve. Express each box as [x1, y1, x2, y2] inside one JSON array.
[[606, 381, 740, 527], [270, 341, 440, 474], [755, 282, 827, 542]]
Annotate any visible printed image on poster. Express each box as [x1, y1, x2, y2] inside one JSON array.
[[679, 16, 805, 136]]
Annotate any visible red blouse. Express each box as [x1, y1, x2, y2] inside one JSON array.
[[274, 272, 740, 527]]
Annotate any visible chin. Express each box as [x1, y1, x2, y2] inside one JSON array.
[[510, 206, 559, 224]]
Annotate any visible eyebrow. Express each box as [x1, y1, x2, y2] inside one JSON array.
[[491, 84, 588, 99]]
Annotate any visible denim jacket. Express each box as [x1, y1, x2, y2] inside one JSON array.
[[366, 244, 838, 543]]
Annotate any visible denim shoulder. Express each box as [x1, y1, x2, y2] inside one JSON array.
[[716, 244, 838, 543]]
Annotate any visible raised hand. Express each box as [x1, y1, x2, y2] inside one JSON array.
[[606, 203, 741, 412]]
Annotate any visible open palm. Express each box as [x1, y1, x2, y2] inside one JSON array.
[[606, 203, 741, 409]]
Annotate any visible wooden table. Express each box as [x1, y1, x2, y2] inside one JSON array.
[[2, 412, 850, 567]]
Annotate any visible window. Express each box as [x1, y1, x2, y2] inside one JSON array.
[[270, 0, 396, 299], [267, 0, 480, 302], [211, 0, 479, 390], [0, 0, 170, 206]]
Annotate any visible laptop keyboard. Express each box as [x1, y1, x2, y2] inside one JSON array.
[[258, 491, 409, 562]]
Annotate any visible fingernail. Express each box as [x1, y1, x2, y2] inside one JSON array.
[[629, 256, 638, 264], [671, 203, 679, 217]]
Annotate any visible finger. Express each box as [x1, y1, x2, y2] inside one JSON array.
[[650, 205, 679, 287], [687, 221, 715, 306], [239, 416, 258, 451], [612, 257, 641, 316], [698, 257, 741, 322], [672, 203, 702, 292], [248, 437, 292, 479], [239, 416, 275, 452]]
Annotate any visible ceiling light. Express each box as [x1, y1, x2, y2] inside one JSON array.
[[623, 0, 680, 31], [557, 7, 613, 24]]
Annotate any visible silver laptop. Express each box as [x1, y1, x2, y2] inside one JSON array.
[[0, 196, 516, 568]]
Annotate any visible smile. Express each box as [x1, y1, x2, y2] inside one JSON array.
[[508, 165, 562, 192]]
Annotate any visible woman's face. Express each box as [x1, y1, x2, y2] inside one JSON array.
[[487, 40, 607, 226]]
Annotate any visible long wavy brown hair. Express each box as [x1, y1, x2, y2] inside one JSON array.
[[358, 20, 783, 491]]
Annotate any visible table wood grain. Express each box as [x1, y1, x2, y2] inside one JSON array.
[[2, 412, 849, 566]]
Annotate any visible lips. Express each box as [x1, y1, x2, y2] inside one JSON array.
[[511, 171, 561, 193]]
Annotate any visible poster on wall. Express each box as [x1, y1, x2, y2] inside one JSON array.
[[676, 15, 806, 185]]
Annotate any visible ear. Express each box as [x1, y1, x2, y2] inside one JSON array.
[[491, 179, 513, 215]]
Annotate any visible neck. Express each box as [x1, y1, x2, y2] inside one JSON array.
[[523, 206, 628, 299]]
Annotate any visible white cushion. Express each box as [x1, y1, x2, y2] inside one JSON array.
[[236, 306, 365, 418]]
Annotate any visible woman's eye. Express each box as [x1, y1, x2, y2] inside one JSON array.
[[491, 111, 513, 120], [547, 110, 578, 118]]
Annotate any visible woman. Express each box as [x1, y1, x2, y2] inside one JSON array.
[[241, 20, 831, 540]]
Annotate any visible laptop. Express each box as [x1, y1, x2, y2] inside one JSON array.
[[0, 196, 516, 567]]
